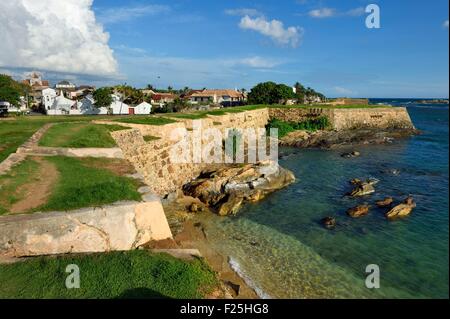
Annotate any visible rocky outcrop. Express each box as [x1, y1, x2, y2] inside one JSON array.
[[280, 128, 418, 149], [348, 179, 379, 197], [183, 161, 295, 216], [347, 205, 370, 218], [386, 196, 416, 220], [341, 151, 360, 158]]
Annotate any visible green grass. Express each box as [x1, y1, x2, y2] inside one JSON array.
[[115, 117, 176, 125], [0, 158, 41, 215], [0, 121, 44, 162], [39, 156, 141, 212], [266, 117, 331, 138], [0, 250, 219, 299], [39, 123, 127, 148]]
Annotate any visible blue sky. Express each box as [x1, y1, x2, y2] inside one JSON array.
[[1, 0, 448, 98]]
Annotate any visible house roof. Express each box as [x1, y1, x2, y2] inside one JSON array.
[[152, 93, 177, 100], [190, 89, 243, 98]]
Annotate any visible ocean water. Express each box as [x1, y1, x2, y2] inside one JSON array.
[[198, 100, 449, 299]]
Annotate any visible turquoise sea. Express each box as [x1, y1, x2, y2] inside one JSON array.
[[199, 100, 449, 298]]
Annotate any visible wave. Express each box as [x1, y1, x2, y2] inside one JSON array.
[[228, 257, 272, 299]]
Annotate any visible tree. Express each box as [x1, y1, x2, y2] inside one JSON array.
[[247, 82, 295, 105], [294, 82, 305, 104], [93, 87, 113, 109], [0, 74, 29, 106], [146, 84, 154, 90]]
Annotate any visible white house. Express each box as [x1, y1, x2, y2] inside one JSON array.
[[47, 93, 77, 115], [56, 80, 76, 90], [189, 89, 245, 106], [110, 94, 129, 115], [131, 101, 152, 115], [42, 88, 57, 111]]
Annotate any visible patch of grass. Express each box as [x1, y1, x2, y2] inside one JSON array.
[[38, 156, 141, 212], [0, 121, 43, 162], [39, 123, 127, 148], [0, 250, 219, 299], [0, 158, 41, 214], [115, 117, 176, 125], [166, 113, 208, 119], [143, 135, 161, 142], [266, 117, 331, 138]]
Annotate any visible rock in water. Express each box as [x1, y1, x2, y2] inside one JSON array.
[[183, 161, 295, 216], [347, 205, 370, 218], [376, 197, 394, 208], [386, 196, 416, 220], [348, 178, 379, 197], [321, 217, 337, 229], [341, 151, 361, 158]]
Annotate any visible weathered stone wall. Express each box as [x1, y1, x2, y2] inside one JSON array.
[[328, 107, 415, 130], [110, 107, 413, 196], [269, 107, 414, 131], [268, 107, 325, 123], [0, 199, 172, 258], [111, 109, 271, 196]]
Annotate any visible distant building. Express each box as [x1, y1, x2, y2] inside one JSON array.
[[42, 88, 57, 111], [56, 80, 76, 91], [130, 101, 152, 115], [46, 92, 77, 115], [189, 89, 245, 106], [110, 94, 130, 115], [151, 93, 177, 107], [22, 72, 50, 106]]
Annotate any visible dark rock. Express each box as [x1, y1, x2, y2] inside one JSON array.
[[347, 205, 370, 218], [341, 151, 361, 158], [224, 281, 240, 296], [348, 178, 378, 197], [376, 197, 394, 208], [321, 216, 337, 229]]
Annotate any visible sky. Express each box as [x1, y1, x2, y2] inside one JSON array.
[[0, 0, 448, 98]]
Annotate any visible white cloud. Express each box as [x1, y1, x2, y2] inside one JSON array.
[[334, 86, 355, 96], [239, 15, 303, 47], [225, 8, 262, 17], [308, 8, 336, 18], [444, 20, 449, 29], [0, 0, 118, 76], [308, 7, 365, 18], [234, 56, 282, 69], [97, 4, 170, 25]]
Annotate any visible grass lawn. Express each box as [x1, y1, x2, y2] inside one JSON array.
[[115, 117, 176, 125], [0, 250, 219, 299], [40, 156, 141, 212], [0, 121, 44, 162], [0, 158, 41, 215], [0, 156, 141, 214], [39, 123, 128, 148], [143, 135, 161, 142]]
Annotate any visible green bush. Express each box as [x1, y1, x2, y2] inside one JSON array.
[[266, 116, 330, 138]]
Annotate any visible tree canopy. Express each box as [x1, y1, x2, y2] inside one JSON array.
[[0, 74, 29, 106], [247, 82, 296, 105], [93, 87, 113, 108]]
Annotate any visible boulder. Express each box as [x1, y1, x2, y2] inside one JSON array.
[[183, 161, 295, 216], [348, 178, 378, 197], [376, 197, 394, 208], [321, 216, 336, 229], [386, 196, 416, 220], [188, 203, 199, 213], [347, 205, 370, 218]]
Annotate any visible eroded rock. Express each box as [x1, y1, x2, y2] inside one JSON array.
[[347, 205, 370, 218], [183, 161, 295, 216], [386, 196, 416, 220], [348, 178, 379, 197], [376, 197, 394, 208]]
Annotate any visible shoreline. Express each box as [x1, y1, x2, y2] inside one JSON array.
[[157, 126, 419, 299]]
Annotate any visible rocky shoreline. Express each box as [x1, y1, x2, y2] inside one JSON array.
[[280, 128, 419, 149]]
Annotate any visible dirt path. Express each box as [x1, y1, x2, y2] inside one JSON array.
[[10, 157, 59, 214]]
